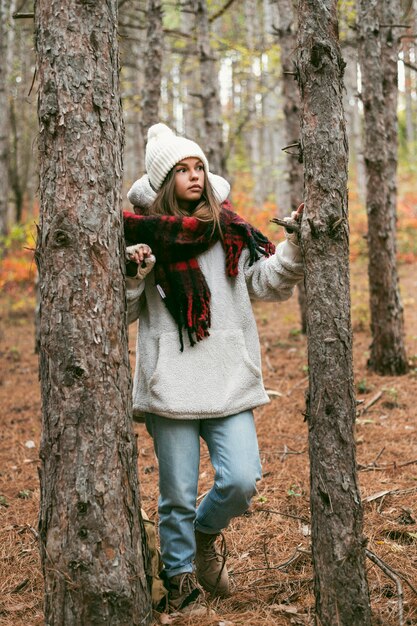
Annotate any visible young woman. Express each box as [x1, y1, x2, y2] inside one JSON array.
[[124, 123, 304, 615]]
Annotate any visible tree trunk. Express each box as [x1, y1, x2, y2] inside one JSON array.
[[180, 6, 200, 138], [142, 0, 163, 136], [296, 2, 371, 624], [119, 1, 146, 184], [35, 1, 152, 623], [244, 0, 261, 202], [0, 0, 11, 237], [196, 0, 226, 176], [9, 98, 24, 222], [357, 0, 408, 375], [342, 37, 366, 203], [275, 0, 307, 334], [403, 39, 415, 146]]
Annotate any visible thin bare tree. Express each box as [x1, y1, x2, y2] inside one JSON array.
[[297, 1, 371, 623], [0, 0, 13, 236], [274, 0, 307, 333], [357, 0, 408, 375], [196, 0, 226, 176], [142, 0, 163, 136]]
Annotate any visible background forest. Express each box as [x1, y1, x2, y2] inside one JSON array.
[[1, 1, 417, 625], [1, 0, 417, 257]]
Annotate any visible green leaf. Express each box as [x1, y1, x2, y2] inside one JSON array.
[[18, 490, 31, 499]]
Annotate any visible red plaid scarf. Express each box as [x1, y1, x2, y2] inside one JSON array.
[[123, 201, 275, 350]]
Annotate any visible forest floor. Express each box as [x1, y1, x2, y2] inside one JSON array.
[[1, 258, 417, 626]]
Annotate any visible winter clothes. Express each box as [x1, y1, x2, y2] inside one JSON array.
[[124, 201, 275, 350], [126, 229, 303, 421]]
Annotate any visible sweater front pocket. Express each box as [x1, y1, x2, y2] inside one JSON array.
[[148, 329, 266, 417]]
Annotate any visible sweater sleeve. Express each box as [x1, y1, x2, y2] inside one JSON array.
[[126, 276, 146, 324], [243, 239, 304, 301]]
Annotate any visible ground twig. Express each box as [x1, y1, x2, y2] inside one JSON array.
[[256, 507, 310, 524], [366, 549, 404, 626], [232, 545, 309, 576]]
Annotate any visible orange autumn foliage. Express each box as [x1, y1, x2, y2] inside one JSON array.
[[1, 178, 416, 295]]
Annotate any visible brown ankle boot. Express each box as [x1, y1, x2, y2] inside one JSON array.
[[195, 530, 230, 597], [168, 572, 207, 615]]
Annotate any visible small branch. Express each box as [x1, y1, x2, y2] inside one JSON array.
[[402, 58, 417, 72], [358, 457, 417, 472], [209, 0, 237, 22], [366, 549, 404, 626], [397, 458, 417, 468], [28, 68, 37, 97], [257, 507, 310, 524], [270, 217, 300, 233], [372, 447, 386, 465], [357, 390, 383, 415], [380, 23, 410, 28], [281, 141, 299, 151], [232, 545, 308, 576], [363, 486, 417, 502], [12, 12, 34, 18]]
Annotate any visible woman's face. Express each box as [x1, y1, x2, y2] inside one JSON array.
[[174, 157, 205, 210]]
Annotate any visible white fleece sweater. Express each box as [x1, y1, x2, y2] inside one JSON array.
[[127, 239, 303, 420]]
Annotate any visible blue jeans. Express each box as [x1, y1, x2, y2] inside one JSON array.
[[145, 410, 262, 578]]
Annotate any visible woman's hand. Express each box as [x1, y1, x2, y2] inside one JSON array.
[[284, 203, 304, 245], [292, 203, 304, 221], [126, 243, 153, 264], [126, 244, 156, 280]]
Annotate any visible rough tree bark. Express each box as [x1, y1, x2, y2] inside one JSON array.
[[0, 0, 11, 236], [196, 0, 227, 176], [34, 0, 152, 623], [357, 0, 408, 375], [142, 0, 163, 136], [275, 0, 307, 334], [297, 2, 371, 624]]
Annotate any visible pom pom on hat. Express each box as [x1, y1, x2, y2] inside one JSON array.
[[145, 123, 209, 191], [147, 123, 174, 141]]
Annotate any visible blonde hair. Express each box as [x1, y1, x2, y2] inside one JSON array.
[[148, 167, 222, 236]]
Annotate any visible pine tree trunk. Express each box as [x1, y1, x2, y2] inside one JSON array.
[[296, 2, 371, 623], [119, 1, 146, 183], [0, 0, 11, 237], [275, 0, 307, 334], [196, 0, 226, 176], [142, 0, 163, 135], [180, 6, 200, 138], [343, 38, 366, 203], [244, 0, 261, 202], [35, 1, 152, 623], [357, 0, 408, 375], [403, 41, 415, 146]]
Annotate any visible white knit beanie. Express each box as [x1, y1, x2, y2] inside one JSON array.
[[128, 171, 230, 208], [146, 123, 209, 190]]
